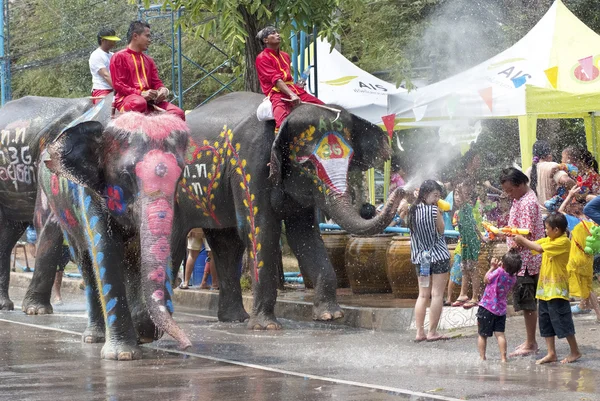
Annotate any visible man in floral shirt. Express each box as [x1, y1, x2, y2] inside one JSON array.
[[499, 167, 545, 357]]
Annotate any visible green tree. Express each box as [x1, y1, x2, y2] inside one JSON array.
[[160, 0, 359, 93]]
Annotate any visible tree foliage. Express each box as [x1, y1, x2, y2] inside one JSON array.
[[160, 0, 357, 92]]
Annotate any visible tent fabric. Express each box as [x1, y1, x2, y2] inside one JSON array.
[[311, 39, 403, 125], [386, 0, 600, 168]]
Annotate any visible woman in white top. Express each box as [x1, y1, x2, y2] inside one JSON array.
[[408, 180, 451, 342]]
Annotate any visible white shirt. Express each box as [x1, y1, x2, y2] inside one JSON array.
[[89, 47, 113, 90]]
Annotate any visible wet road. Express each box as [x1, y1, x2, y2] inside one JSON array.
[[2, 288, 600, 401]]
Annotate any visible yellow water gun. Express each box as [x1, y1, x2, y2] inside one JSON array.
[[500, 227, 530, 236], [482, 222, 500, 240]]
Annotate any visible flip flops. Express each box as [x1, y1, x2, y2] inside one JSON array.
[[178, 283, 190, 290], [451, 299, 468, 307], [463, 301, 478, 310], [571, 305, 591, 314]]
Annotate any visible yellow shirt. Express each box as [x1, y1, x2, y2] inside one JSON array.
[[534, 234, 571, 301], [566, 220, 594, 278]]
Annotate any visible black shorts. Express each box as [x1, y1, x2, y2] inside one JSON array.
[[513, 273, 538, 312], [476, 307, 506, 337], [539, 299, 575, 339], [413, 259, 450, 276]]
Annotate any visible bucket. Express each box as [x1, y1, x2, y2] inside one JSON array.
[[191, 248, 210, 286]]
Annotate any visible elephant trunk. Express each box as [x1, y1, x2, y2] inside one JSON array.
[[323, 187, 404, 236], [139, 197, 192, 350]]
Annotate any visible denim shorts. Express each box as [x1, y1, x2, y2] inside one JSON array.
[[414, 259, 450, 276]]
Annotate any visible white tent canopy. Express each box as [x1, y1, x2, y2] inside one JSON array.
[[312, 39, 403, 126], [387, 0, 600, 168]]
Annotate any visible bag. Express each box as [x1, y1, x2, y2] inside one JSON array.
[[256, 97, 274, 121]]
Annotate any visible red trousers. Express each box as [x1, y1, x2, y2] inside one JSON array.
[[115, 94, 185, 121], [270, 87, 324, 128], [91, 89, 113, 105]]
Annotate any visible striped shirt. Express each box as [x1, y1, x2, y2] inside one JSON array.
[[410, 204, 451, 264]]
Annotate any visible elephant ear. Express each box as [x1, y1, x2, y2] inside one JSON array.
[[45, 121, 105, 192], [349, 114, 391, 171]]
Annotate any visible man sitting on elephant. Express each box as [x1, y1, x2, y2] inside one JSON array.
[[255, 26, 324, 134], [110, 20, 185, 120]]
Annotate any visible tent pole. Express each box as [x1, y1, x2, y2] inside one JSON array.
[[584, 115, 596, 158], [518, 115, 537, 170]]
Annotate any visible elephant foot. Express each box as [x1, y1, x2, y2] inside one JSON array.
[[82, 325, 106, 344], [313, 303, 344, 321], [247, 314, 282, 330], [21, 296, 53, 315], [101, 341, 142, 361], [218, 306, 250, 323], [0, 297, 15, 311]]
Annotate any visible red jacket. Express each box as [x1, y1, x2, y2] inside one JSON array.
[[255, 48, 299, 97], [110, 48, 164, 103]]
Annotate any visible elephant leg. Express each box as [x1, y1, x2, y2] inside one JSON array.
[[22, 217, 65, 315], [169, 225, 187, 289], [203, 228, 249, 322], [284, 207, 343, 321], [0, 209, 27, 311], [75, 250, 105, 344], [243, 216, 283, 330]]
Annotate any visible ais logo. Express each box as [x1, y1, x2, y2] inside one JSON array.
[[322, 76, 388, 91], [488, 59, 531, 88]]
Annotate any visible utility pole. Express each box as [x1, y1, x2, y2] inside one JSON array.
[[0, 0, 9, 106]]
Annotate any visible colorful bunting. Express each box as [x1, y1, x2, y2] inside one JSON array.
[[412, 105, 427, 122], [578, 56, 594, 79], [381, 114, 396, 139], [511, 75, 527, 88], [478, 87, 493, 112], [544, 66, 559, 89]]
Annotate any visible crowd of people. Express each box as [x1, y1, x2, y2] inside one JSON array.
[[391, 140, 600, 364]]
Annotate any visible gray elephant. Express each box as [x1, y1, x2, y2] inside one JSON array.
[[0, 96, 109, 311], [170, 92, 403, 329], [37, 112, 191, 360]]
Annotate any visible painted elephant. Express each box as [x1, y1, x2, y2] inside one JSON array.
[[0, 96, 110, 311], [171, 92, 403, 329], [36, 112, 191, 360]]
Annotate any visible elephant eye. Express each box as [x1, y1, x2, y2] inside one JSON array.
[[119, 170, 134, 187]]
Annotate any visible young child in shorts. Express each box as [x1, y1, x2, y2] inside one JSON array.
[[477, 249, 520, 362], [514, 213, 582, 364]]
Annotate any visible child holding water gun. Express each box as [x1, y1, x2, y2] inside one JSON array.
[[514, 213, 582, 364]]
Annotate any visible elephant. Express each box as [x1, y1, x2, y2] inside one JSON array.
[[36, 112, 191, 360], [170, 92, 403, 329], [0, 96, 110, 311]]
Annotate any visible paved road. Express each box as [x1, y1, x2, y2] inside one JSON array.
[[2, 288, 600, 400]]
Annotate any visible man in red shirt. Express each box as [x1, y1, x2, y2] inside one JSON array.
[[255, 26, 324, 133], [110, 21, 185, 120]]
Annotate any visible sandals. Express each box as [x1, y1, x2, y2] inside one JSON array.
[[571, 305, 591, 315], [178, 283, 190, 290], [451, 299, 468, 307], [463, 301, 478, 310]]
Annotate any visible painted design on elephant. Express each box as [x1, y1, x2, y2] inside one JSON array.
[[0, 122, 36, 191], [136, 149, 180, 308], [77, 189, 117, 327], [106, 185, 126, 214], [179, 126, 262, 280]]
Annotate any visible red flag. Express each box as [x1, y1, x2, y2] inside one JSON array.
[[381, 114, 396, 139], [478, 87, 493, 112]]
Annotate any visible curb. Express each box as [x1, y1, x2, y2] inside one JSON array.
[[10, 271, 477, 332]]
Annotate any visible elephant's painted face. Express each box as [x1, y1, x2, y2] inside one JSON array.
[[46, 113, 189, 229], [100, 114, 189, 226], [275, 110, 390, 198]]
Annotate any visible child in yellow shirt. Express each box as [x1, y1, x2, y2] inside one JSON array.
[[514, 213, 582, 364]]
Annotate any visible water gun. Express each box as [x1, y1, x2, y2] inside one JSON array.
[[482, 221, 499, 240], [558, 163, 578, 179], [500, 227, 530, 236], [437, 199, 451, 212], [584, 225, 600, 255]]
